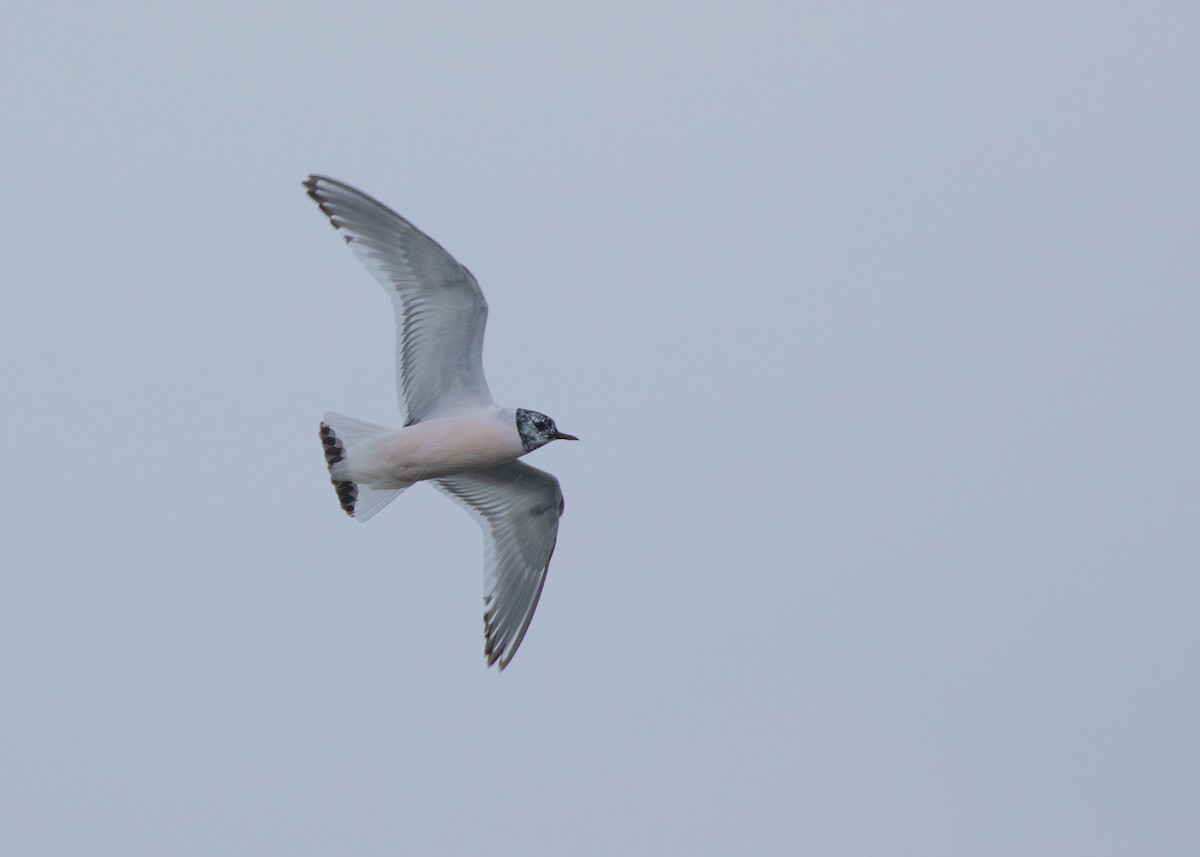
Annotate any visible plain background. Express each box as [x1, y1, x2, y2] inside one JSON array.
[[2, 2, 1198, 854]]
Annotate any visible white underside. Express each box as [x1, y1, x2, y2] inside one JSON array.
[[332, 406, 526, 488]]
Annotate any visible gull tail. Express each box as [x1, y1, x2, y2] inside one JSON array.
[[318, 412, 408, 523]]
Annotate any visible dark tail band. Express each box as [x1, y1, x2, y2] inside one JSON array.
[[319, 422, 358, 517]]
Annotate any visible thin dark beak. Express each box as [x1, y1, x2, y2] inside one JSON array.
[[553, 431, 580, 441]]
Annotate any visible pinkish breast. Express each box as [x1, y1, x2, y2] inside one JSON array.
[[378, 410, 526, 483]]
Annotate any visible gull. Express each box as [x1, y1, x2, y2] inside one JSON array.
[[304, 175, 577, 669]]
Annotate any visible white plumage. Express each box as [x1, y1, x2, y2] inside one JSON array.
[[305, 175, 577, 669]]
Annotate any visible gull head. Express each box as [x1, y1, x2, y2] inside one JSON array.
[[516, 408, 579, 452]]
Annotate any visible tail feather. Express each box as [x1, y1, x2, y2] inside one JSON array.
[[319, 422, 360, 515], [318, 413, 408, 522]]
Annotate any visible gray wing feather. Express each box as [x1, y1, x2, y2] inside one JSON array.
[[304, 175, 493, 423], [434, 461, 564, 669]]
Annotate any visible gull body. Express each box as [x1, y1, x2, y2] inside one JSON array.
[[338, 408, 526, 488], [304, 175, 577, 669]]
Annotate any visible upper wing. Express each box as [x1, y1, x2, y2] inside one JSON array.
[[433, 461, 565, 669], [304, 175, 494, 423]]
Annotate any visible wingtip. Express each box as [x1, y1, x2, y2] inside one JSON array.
[[303, 174, 350, 197], [302, 174, 324, 207], [484, 611, 513, 670], [484, 615, 500, 667], [483, 610, 529, 671], [303, 175, 347, 230]]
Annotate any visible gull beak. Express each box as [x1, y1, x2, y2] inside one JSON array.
[[553, 431, 580, 441]]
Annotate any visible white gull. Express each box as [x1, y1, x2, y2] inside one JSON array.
[[304, 175, 578, 670]]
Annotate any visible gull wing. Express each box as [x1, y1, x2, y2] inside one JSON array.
[[304, 175, 494, 423], [433, 461, 564, 669]]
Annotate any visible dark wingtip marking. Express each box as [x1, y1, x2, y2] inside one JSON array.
[[302, 176, 323, 206], [302, 176, 345, 232], [483, 614, 500, 666]]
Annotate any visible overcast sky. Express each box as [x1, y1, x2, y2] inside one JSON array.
[[3, 2, 1198, 855]]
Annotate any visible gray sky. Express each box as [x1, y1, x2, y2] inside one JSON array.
[[3, 2, 1198, 854]]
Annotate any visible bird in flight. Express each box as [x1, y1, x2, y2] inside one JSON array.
[[304, 175, 578, 669]]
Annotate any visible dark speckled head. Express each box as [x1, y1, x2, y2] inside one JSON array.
[[516, 408, 579, 452]]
